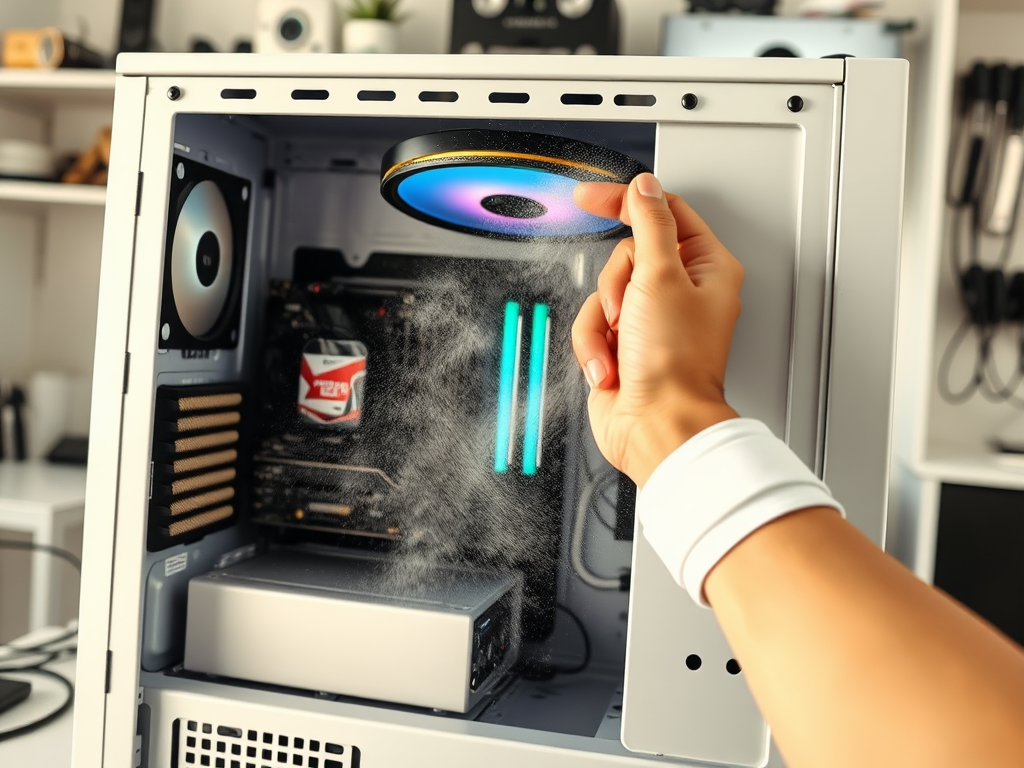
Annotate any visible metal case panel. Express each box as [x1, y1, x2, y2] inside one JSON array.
[[622, 84, 844, 767]]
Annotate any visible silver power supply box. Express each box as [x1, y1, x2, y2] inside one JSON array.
[[184, 549, 522, 712]]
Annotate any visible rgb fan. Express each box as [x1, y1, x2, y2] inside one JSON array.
[[380, 129, 649, 241]]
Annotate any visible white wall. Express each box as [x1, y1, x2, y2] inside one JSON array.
[[0, 1, 59, 32]]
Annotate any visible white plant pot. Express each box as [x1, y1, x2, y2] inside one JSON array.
[[342, 19, 398, 54]]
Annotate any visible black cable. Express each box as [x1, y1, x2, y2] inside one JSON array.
[[980, 325, 1024, 406], [551, 603, 591, 676], [937, 318, 984, 404], [0, 542, 81, 662], [0, 668, 74, 741], [0, 541, 82, 573]]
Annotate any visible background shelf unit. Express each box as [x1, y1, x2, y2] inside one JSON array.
[[0, 180, 106, 209], [0, 69, 113, 643]]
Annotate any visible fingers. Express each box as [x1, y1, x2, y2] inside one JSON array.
[[573, 182, 632, 226], [623, 174, 687, 282], [597, 239, 634, 329], [574, 177, 718, 244], [572, 293, 616, 390]]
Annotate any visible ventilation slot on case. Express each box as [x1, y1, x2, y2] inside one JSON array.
[[419, 90, 459, 103], [221, 89, 257, 100], [149, 383, 247, 551], [614, 94, 656, 107], [176, 719, 360, 768], [291, 89, 330, 101], [356, 90, 396, 102], [561, 93, 603, 106], [489, 92, 530, 104]]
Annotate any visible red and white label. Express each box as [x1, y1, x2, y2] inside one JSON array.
[[298, 353, 367, 424]]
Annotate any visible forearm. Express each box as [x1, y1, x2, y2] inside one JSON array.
[[705, 507, 1024, 768]]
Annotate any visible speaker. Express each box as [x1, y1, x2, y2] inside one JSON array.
[[255, 0, 337, 54], [451, 0, 618, 55], [118, 0, 156, 53], [159, 155, 251, 351]]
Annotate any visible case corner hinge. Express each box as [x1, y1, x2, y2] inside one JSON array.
[[105, 649, 113, 693], [134, 171, 144, 216]]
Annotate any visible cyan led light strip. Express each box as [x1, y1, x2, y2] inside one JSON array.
[[523, 304, 551, 476], [495, 302, 523, 473]]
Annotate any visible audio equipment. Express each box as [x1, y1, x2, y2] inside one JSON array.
[[939, 62, 1024, 407], [185, 549, 521, 712], [160, 155, 251, 351], [985, 66, 1024, 235], [689, 0, 777, 13], [255, 0, 337, 54], [450, 0, 619, 55], [148, 383, 246, 551], [379, 129, 648, 241], [118, 0, 155, 53], [661, 15, 902, 59], [1, 28, 106, 69]]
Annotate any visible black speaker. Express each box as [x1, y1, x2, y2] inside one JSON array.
[[451, 0, 618, 55], [118, 0, 156, 53]]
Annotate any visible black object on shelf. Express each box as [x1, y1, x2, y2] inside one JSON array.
[[47, 436, 89, 466], [689, 0, 778, 15], [1, 386, 28, 462]]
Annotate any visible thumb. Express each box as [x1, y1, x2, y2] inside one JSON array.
[[627, 173, 685, 281]]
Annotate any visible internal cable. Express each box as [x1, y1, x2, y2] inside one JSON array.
[[570, 468, 627, 590], [551, 604, 591, 675]]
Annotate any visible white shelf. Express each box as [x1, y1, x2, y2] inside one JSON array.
[[0, 180, 106, 209], [0, 460, 87, 513], [917, 441, 1024, 491], [0, 69, 115, 110]]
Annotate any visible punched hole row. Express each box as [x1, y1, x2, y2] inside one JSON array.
[[209, 88, 659, 107]]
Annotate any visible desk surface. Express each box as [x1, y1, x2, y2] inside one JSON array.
[[0, 625, 78, 768], [0, 462, 87, 512]]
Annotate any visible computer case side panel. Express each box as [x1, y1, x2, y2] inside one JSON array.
[[824, 57, 909, 548], [72, 73, 149, 768]]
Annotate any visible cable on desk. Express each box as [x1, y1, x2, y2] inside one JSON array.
[[0, 540, 81, 573], [0, 628, 78, 659], [0, 667, 74, 742], [0, 542, 81, 661]]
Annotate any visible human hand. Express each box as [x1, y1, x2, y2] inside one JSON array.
[[571, 173, 744, 488]]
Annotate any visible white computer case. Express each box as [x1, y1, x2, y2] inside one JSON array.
[[73, 54, 907, 768]]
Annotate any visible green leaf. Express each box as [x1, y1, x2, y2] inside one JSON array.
[[347, 0, 405, 21]]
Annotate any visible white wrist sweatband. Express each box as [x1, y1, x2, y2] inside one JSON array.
[[637, 418, 844, 607]]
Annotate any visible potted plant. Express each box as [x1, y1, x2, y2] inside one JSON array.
[[342, 0, 404, 54]]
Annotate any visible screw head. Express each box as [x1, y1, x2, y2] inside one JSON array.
[[167, 86, 182, 101], [681, 92, 698, 110], [787, 95, 804, 113]]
